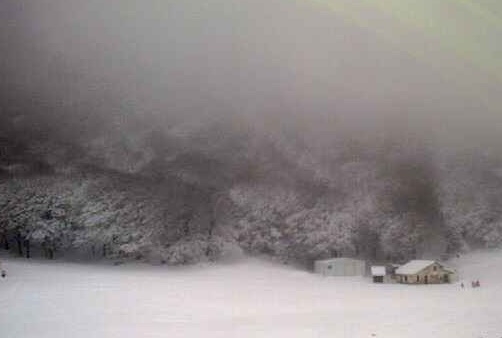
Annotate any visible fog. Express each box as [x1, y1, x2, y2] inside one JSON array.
[[2, 0, 502, 148], [3, 0, 502, 264]]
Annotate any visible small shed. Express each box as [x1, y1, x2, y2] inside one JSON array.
[[395, 260, 457, 284], [371, 266, 386, 283], [314, 257, 366, 276]]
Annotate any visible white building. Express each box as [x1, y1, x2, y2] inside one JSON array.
[[314, 257, 366, 276], [371, 266, 386, 283]]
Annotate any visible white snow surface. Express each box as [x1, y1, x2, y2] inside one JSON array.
[[1, 251, 502, 338]]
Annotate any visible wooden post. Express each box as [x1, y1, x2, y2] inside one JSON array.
[[24, 239, 30, 259], [15, 231, 23, 257]]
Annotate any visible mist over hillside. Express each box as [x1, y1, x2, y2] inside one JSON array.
[[1, 0, 502, 265]]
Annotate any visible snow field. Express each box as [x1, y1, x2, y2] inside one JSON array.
[[1, 251, 502, 338]]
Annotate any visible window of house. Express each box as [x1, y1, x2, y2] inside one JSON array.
[[416, 276, 419, 282], [328, 265, 332, 269], [433, 266, 437, 271]]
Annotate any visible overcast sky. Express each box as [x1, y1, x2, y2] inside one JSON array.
[[1, 0, 501, 148]]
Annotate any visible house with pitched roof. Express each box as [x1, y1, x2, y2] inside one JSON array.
[[395, 260, 456, 284]]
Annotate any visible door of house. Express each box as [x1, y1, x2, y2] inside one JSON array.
[[443, 274, 449, 283], [424, 275, 428, 284], [373, 276, 383, 283]]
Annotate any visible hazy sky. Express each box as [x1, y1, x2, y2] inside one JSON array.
[[1, 0, 501, 146]]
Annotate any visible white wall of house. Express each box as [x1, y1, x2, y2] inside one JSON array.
[[314, 258, 366, 276]]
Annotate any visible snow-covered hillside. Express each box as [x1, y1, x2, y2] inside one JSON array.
[[1, 250, 501, 338]]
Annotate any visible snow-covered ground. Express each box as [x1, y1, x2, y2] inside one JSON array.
[[1, 251, 501, 338]]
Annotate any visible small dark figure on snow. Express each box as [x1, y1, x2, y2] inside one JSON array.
[[476, 280, 480, 287], [1, 270, 6, 278], [461, 282, 464, 288]]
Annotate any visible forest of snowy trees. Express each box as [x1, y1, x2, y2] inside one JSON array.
[[2, 110, 502, 266]]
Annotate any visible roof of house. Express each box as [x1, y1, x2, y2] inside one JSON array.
[[371, 266, 386, 276], [395, 260, 437, 275], [315, 257, 365, 264]]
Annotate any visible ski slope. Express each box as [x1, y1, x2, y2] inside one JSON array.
[[1, 251, 501, 338]]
